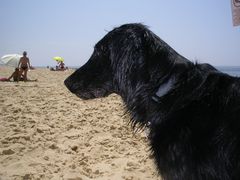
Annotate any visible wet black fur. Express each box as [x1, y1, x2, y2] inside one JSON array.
[[65, 23, 240, 180]]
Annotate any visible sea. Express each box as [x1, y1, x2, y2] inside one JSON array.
[[216, 66, 240, 77]]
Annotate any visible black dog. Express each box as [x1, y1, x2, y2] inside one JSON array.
[[65, 23, 240, 180]]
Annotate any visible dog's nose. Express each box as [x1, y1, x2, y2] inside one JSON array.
[[64, 77, 76, 93]]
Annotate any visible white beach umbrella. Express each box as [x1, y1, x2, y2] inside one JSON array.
[[1, 54, 22, 67]]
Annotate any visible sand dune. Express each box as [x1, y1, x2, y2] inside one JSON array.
[[0, 67, 159, 180]]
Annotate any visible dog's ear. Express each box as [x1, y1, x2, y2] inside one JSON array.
[[142, 30, 194, 85], [142, 32, 175, 84], [147, 49, 173, 73], [122, 35, 175, 86]]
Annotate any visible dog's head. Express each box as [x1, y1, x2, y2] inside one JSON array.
[[65, 23, 190, 100], [64, 40, 113, 99]]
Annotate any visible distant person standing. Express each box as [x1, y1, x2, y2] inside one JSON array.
[[18, 51, 31, 81]]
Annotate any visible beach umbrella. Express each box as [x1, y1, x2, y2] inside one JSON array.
[[53, 56, 64, 62], [1, 54, 22, 67]]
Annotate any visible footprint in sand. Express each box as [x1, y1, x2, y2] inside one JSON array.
[[2, 149, 15, 155]]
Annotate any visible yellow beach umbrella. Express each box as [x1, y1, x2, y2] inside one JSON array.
[[53, 56, 64, 62]]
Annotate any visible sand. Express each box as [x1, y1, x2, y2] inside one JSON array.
[[0, 67, 160, 180]]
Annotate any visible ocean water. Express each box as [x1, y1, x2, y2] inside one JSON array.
[[216, 66, 240, 77]]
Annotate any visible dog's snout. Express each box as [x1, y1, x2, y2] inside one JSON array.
[[64, 77, 76, 93]]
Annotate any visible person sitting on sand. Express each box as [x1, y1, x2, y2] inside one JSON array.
[[50, 62, 68, 71], [0, 68, 23, 82], [56, 61, 67, 71], [18, 51, 31, 81], [8, 68, 23, 81], [0, 68, 37, 82]]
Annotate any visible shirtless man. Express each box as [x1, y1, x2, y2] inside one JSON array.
[[18, 51, 31, 81]]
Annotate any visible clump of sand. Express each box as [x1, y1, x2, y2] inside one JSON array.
[[0, 67, 159, 180]]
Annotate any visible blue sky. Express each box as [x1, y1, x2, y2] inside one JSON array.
[[0, 0, 239, 67]]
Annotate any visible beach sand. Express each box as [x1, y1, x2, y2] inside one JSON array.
[[0, 67, 159, 180]]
